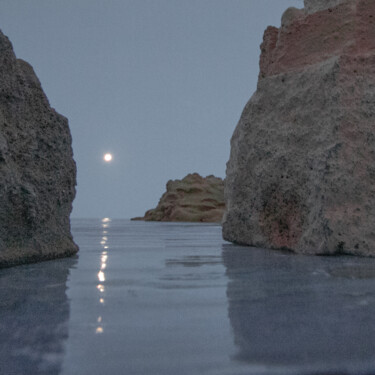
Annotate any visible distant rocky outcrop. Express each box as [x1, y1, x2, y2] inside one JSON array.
[[223, 0, 375, 256], [0, 30, 78, 267], [132, 173, 225, 222]]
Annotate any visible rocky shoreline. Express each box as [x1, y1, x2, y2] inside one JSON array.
[[132, 173, 225, 223]]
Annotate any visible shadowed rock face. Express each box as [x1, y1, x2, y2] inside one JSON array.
[[0, 30, 78, 267], [223, 0, 375, 256], [132, 173, 225, 222]]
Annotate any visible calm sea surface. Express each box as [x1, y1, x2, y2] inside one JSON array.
[[2, 219, 375, 374]]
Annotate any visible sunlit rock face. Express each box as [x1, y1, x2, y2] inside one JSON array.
[[223, 0, 375, 256], [0, 30, 78, 267], [132, 173, 225, 222]]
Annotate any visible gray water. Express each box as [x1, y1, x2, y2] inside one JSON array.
[[2, 219, 375, 374]]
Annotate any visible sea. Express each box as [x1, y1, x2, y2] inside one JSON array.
[[2, 219, 375, 375]]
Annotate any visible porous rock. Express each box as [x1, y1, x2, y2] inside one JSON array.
[[132, 173, 225, 222], [223, 0, 375, 256], [304, 0, 351, 14], [0, 30, 78, 267]]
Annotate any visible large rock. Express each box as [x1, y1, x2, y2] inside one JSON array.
[[132, 173, 225, 222], [304, 0, 350, 14], [223, 0, 375, 256], [0, 30, 78, 267]]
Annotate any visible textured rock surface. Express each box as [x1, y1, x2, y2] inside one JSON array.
[[223, 0, 375, 256], [0, 30, 78, 267], [132, 173, 225, 222], [304, 0, 350, 14]]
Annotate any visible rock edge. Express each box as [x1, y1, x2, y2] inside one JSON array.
[[0, 30, 78, 267]]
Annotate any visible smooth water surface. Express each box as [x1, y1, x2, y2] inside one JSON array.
[[2, 219, 375, 374]]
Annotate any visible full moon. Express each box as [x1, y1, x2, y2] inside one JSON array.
[[104, 153, 113, 162]]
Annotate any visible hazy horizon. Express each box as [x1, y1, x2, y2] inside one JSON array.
[[0, 0, 303, 218]]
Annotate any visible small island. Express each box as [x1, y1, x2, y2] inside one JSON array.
[[132, 173, 225, 223]]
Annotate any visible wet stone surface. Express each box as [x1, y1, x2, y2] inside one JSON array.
[[1, 219, 375, 374]]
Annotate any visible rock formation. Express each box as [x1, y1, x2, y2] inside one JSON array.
[[223, 0, 375, 256], [0, 30, 78, 267], [132, 173, 225, 222]]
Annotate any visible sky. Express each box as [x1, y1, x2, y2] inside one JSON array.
[[0, 0, 303, 219]]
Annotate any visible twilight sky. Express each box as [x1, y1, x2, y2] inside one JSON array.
[[0, 0, 303, 219]]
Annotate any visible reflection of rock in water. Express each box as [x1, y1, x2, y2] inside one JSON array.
[[223, 244, 375, 371], [0, 257, 76, 374]]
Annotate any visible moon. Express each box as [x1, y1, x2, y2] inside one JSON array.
[[104, 153, 112, 162]]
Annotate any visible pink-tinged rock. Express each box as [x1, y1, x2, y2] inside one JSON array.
[[223, 0, 375, 256], [260, 0, 375, 78]]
